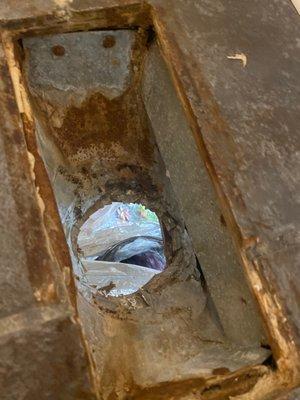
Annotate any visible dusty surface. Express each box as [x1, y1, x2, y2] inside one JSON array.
[[149, 0, 300, 396], [0, 0, 299, 399], [277, 387, 300, 400], [0, 39, 96, 399], [151, 0, 300, 354], [21, 28, 268, 399], [24, 31, 134, 101], [142, 42, 266, 347]]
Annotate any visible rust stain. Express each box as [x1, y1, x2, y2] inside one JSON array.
[[2, 2, 299, 398], [212, 367, 230, 375], [51, 44, 66, 56], [130, 366, 266, 400], [0, 56, 58, 304], [50, 90, 154, 165], [1, 34, 80, 307]]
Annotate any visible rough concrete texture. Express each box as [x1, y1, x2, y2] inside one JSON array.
[[0, 40, 96, 399], [21, 28, 269, 399], [0, 128, 35, 318], [0, 305, 94, 400], [277, 387, 300, 400], [23, 30, 134, 102], [1, 0, 299, 398], [150, 0, 300, 353], [142, 43, 266, 347]]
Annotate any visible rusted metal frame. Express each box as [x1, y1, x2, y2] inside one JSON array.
[[0, 4, 149, 399], [0, 22, 102, 400], [131, 364, 267, 400], [0, 0, 151, 303], [0, 1, 151, 38], [149, 4, 300, 398], [1, 1, 298, 398], [0, 24, 102, 398], [1, 33, 77, 305], [0, 39, 63, 306], [0, 0, 268, 387], [1, 30, 100, 395]]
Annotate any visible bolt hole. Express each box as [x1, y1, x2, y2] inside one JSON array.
[[102, 35, 116, 48], [51, 45, 65, 56]]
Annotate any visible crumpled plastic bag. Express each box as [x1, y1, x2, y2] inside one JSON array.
[[77, 202, 166, 297], [97, 236, 166, 271], [80, 259, 160, 297], [78, 202, 163, 258]]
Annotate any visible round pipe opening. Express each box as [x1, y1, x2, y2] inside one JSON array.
[[77, 202, 166, 296]]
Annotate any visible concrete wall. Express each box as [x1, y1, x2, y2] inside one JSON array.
[[141, 43, 266, 347]]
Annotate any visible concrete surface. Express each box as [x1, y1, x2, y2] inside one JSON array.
[[142, 42, 266, 347], [21, 28, 269, 399], [0, 39, 96, 400], [0, 0, 299, 399]]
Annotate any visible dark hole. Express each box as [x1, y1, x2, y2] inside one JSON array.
[[102, 35, 116, 48], [262, 353, 277, 370], [51, 44, 66, 56], [220, 214, 227, 227], [261, 343, 271, 350], [146, 26, 156, 48]]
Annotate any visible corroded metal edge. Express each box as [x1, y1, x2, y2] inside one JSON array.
[[0, 0, 299, 398]]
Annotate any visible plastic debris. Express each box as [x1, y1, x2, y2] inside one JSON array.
[[77, 202, 166, 297]]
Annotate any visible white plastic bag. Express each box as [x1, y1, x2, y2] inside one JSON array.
[[77, 202, 166, 297]]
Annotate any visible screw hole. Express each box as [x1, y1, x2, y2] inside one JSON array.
[[102, 35, 116, 48], [51, 45, 65, 56]]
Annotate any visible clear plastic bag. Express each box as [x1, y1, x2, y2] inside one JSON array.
[[77, 202, 166, 297], [78, 202, 163, 258], [97, 236, 166, 271], [81, 259, 160, 296]]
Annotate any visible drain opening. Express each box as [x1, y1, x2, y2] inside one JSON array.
[[77, 202, 166, 296], [15, 27, 271, 397]]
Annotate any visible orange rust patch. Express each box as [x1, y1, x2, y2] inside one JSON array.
[[51, 44, 66, 56], [52, 91, 154, 165], [102, 35, 116, 48]]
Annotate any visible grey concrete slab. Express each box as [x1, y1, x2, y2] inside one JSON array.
[[141, 43, 266, 347], [23, 30, 134, 103]]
